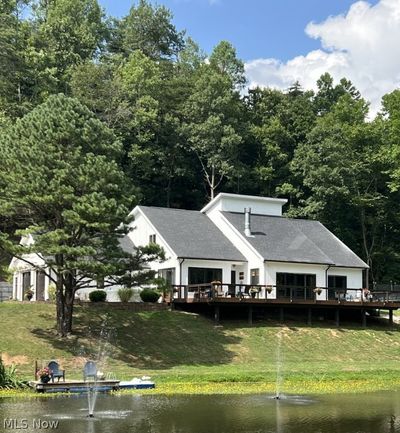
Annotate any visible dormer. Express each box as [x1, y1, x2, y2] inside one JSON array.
[[201, 193, 287, 216]]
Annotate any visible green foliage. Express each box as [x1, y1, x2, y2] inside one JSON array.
[[209, 40, 245, 87], [114, 0, 184, 59], [152, 277, 171, 294], [117, 287, 134, 303], [89, 290, 107, 302], [0, 94, 164, 335], [48, 284, 56, 302], [140, 288, 160, 303], [181, 60, 244, 198], [0, 356, 26, 389], [33, 0, 106, 85]]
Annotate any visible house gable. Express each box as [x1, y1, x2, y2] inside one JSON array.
[[134, 206, 246, 262]]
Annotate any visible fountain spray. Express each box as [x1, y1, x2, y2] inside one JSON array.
[[275, 328, 284, 400]]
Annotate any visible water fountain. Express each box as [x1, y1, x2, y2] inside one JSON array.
[[84, 316, 114, 419], [275, 328, 284, 400]]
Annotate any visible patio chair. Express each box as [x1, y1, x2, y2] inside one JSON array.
[[83, 361, 97, 381], [48, 360, 65, 383]]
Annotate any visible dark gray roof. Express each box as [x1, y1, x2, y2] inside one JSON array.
[[223, 212, 368, 268], [118, 235, 135, 253], [138, 206, 246, 262]]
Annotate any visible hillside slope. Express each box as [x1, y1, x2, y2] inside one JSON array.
[[1, 302, 400, 394]]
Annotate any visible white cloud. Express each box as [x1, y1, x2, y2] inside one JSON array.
[[245, 0, 400, 116]]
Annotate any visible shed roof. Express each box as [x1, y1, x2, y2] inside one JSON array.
[[138, 206, 246, 262], [223, 212, 368, 268]]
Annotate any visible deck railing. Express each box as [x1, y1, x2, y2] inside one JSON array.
[[170, 283, 400, 305]]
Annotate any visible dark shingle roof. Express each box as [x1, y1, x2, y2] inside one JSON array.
[[138, 206, 246, 262], [118, 235, 135, 253], [223, 212, 368, 268]]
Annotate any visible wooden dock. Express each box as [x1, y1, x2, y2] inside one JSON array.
[[29, 379, 120, 393]]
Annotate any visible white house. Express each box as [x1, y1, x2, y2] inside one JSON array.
[[10, 193, 368, 302], [9, 234, 51, 301], [128, 193, 368, 301]]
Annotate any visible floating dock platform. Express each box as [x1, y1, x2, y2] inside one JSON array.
[[29, 379, 156, 393], [29, 379, 121, 394]]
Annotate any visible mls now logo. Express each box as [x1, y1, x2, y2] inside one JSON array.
[[3, 418, 59, 430]]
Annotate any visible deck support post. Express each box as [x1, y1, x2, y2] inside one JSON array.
[[361, 309, 366, 328], [307, 308, 312, 326], [248, 305, 253, 326], [214, 305, 220, 323], [335, 309, 340, 327], [389, 309, 394, 326], [279, 307, 284, 322]]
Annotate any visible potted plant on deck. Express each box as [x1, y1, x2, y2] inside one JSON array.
[[37, 367, 52, 383], [249, 286, 260, 298], [24, 288, 34, 301]]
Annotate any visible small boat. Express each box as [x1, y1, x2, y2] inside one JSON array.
[[119, 376, 155, 390]]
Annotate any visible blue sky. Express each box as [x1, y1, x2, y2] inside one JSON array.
[[97, 1, 397, 116], [98, 0, 378, 61]]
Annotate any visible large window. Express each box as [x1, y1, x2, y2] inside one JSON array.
[[188, 267, 222, 285], [250, 269, 259, 285], [328, 275, 347, 300], [36, 271, 46, 301], [22, 271, 31, 296], [276, 273, 316, 300]]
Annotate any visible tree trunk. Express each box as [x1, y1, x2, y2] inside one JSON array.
[[55, 274, 66, 336], [55, 255, 76, 337], [210, 166, 215, 199]]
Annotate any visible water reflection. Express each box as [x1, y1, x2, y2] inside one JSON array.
[[1, 392, 400, 433]]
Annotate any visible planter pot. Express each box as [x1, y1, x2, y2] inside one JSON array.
[[40, 376, 50, 384]]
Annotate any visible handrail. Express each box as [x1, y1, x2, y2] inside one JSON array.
[[171, 283, 400, 304]]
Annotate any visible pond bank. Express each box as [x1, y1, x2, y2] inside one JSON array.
[[2, 374, 400, 399]]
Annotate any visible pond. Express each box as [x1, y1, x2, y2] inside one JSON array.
[[1, 391, 400, 433]]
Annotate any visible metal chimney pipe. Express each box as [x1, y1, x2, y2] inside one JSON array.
[[244, 207, 251, 237]]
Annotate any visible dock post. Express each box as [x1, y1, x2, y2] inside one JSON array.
[[307, 308, 312, 326], [361, 309, 366, 328], [279, 307, 284, 323], [389, 309, 393, 326], [335, 309, 340, 327], [248, 305, 253, 326], [214, 305, 220, 323]]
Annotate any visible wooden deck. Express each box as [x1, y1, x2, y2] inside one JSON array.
[[171, 283, 400, 326], [175, 296, 400, 309]]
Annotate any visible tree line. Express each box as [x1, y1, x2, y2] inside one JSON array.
[[1, 0, 400, 333]]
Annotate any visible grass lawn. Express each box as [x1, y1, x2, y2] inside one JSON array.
[[1, 301, 400, 396]]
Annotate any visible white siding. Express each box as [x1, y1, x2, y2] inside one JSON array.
[[202, 193, 287, 216], [328, 267, 363, 289], [205, 208, 262, 284]]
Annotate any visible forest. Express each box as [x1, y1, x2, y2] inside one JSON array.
[[1, 0, 400, 289]]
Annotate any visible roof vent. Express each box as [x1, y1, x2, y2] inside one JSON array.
[[244, 207, 252, 237]]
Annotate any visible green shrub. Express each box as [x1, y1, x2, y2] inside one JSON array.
[[89, 290, 107, 302], [118, 287, 134, 303], [152, 277, 171, 295], [48, 284, 56, 301], [140, 289, 160, 303], [0, 357, 26, 389]]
